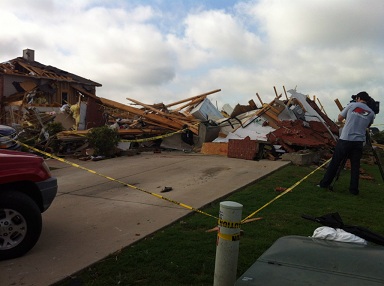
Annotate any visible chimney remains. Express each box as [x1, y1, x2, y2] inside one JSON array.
[[23, 49, 35, 61]]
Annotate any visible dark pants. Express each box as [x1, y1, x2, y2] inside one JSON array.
[[320, 139, 364, 194]]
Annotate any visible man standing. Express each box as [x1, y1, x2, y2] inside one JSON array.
[[318, 91, 375, 195]]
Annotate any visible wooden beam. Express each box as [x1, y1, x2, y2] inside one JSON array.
[[334, 99, 344, 111], [169, 97, 206, 113], [57, 128, 166, 137], [256, 93, 263, 105], [283, 86, 288, 100], [99, 97, 184, 131], [165, 89, 221, 108], [273, 86, 278, 98], [317, 98, 327, 116], [126, 97, 199, 134], [127, 97, 187, 120], [248, 99, 257, 109]]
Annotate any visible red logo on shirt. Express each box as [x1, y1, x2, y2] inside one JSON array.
[[352, 107, 370, 116]]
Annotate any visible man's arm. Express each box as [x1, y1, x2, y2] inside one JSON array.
[[338, 103, 351, 123]]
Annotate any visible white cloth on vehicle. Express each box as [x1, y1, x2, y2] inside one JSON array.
[[312, 226, 367, 245]]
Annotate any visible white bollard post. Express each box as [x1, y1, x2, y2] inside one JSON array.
[[213, 201, 243, 286]]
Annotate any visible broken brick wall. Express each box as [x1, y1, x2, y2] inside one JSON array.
[[228, 136, 260, 160]]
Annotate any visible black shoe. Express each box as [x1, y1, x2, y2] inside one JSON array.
[[317, 183, 333, 191], [317, 183, 329, 189], [350, 190, 359, 195]]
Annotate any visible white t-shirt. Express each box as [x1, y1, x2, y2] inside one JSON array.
[[339, 102, 374, 141]]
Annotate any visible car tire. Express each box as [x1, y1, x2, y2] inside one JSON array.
[[0, 191, 42, 260]]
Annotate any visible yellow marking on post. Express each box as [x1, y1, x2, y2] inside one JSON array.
[[218, 219, 241, 229], [217, 232, 241, 241]]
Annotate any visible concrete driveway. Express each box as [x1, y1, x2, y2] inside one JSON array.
[[0, 151, 289, 286]]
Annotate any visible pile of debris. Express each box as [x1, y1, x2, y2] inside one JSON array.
[[57, 87, 341, 161], [58, 89, 221, 138], [199, 88, 339, 163], [1, 50, 343, 163], [5, 85, 341, 163]]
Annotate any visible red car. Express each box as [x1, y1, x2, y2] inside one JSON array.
[[0, 149, 58, 260]]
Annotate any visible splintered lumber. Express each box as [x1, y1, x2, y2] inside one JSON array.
[[249, 99, 257, 110], [165, 89, 221, 109], [273, 86, 283, 99], [334, 99, 344, 111], [317, 98, 327, 116], [174, 96, 206, 112], [258, 99, 285, 120], [57, 128, 165, 139], [273, 86, 279, 98], [7, 100, 23, 106], [126, 97, 198, 134], [100, 97, 184, 131], [99, 97, 200, 134], [283, 86, 289, 100], [126, 97, 194, 121], [117, 129, 165, 135], [256, 93, 263, 105]]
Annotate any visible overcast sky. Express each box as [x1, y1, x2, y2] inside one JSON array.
[[1, 0, 383, 126]]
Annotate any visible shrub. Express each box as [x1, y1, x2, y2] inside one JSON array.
[[372, 130, 384, 144], [46, 122, 65, 153], [86, 126, 120, 157], [46, 121, 65, 135]]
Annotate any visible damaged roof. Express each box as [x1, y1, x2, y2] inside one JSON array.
[[0, 56, 101, 87]]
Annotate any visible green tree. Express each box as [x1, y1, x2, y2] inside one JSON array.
[[372, 130, 384, 144], [86, 126, 120, 157]]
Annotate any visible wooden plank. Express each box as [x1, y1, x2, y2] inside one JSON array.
[[273, 86, 279, 97], [173, 96, 206, 112], [99, 97, 184, 130], [71, 84, 100, 101], [117, 129, 165, 135], [334, 98, 344, 111], [126, 97, 199, 134], [126, 97, 192, 121], [317, 98, 327, 115], [283, 86, 289, 100], [165, 89, 221, 108], [58, 128, 165, 137], [256, 93, 263, 105], [7, 100, 23, 106], [201, 142, 228, 156], [248, 99, 257, 109]]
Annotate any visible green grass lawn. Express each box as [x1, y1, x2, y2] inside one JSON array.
[[56, 156, 384, 286]]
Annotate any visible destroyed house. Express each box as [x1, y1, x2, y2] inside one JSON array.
[[0, 49, 104, 129]]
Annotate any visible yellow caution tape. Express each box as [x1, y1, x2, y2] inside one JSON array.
[[16, 141, 219, 221], [120, 129, 185, 143], [217, 232, 241, 241], [120, 124, 200, 143], [62, 125, 197, 143], [241, 159, 331, 223], [218, 219, 241, 229], [3, 128, 332, 226]]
